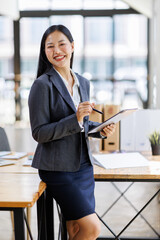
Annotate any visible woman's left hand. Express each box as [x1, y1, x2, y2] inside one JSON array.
[[100, 124, 116, 137]]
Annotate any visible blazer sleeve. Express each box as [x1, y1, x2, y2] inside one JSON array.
[[88, 120, 107, 139], [28, 79, 81, 143]]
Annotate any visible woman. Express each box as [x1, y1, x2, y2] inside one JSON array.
[[29, 24, 115, 240]]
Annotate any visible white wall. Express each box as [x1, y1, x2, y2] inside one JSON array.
[[120, 109, 160, 151]]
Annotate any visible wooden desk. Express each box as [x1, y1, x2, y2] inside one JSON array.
[[93, 154, 160, 240], [0, 156, 37, 174], [94, 155, 160, 181], [0, 173, 47, 240], [1, 153, 160, 239], [0, 156, 55, 240], [0, 173, 45, 207]]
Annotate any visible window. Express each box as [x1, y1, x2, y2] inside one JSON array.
[[1, 0, 149, 123], [113, 14, 148, 105], [84, 17, 113, 78], [20, 17, 49, 75], [0, 16, 14, 124], [0, 16, 13, 77], [83, 0, 129, 9], [51, 0, 82, 10], [19, 0, 50, 10], [50, 15, 83, 73]]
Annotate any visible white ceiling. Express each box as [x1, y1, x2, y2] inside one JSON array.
[[122, 0, 153, 18], [1, 0, 19, 20]]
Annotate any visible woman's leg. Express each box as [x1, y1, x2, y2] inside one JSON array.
[[66, 221, 79, 239], [66, 213, 101, 240]]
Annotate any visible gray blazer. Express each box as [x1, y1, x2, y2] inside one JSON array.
[[28, 67, 101, 172]]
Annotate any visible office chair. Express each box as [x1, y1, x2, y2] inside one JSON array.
[[0, 127, 31, 240], [0, 127, 15, 229], [0, 127, 10, 151]]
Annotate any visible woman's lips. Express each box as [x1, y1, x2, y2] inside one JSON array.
[[54, 55, 65, 61]]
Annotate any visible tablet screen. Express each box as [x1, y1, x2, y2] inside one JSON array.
[[88, 108, 138, 134]]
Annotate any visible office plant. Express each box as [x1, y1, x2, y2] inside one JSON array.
[[149, 131, 160, 155]]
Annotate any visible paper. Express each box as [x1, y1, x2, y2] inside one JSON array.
[[23, 154, 33, 166], [0, 151, 11, 157], [149, 161, 160, 169], [0, 159, 15, 167], [0, 152, 27, 160], [23, 159, 32, 166], [93, 152, 149, 169]]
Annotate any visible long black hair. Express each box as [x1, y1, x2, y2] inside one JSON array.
[[36, 25, 74, 78]]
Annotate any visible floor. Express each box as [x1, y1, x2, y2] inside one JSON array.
[[0, 124, 159, 240]]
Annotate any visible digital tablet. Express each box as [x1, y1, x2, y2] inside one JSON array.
[[88, 108, 138, 134]]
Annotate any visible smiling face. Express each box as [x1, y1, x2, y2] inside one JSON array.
[[45, 30, 74, 71]]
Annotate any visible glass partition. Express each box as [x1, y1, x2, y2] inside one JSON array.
[[113, 14, 148, 106], [0, 16, 15, 124]]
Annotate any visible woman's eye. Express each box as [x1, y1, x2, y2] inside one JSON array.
[[48, 46, 54, 48], [60, 43, 65, 46]]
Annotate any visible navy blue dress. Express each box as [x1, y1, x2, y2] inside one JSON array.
[[39, 132, 95, 221]]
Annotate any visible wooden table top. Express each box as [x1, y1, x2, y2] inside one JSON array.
[[94, 154, 160, 180], [0, 156, 37, 174], [0, 152, 160, 180], [0, 173, 46, 208]]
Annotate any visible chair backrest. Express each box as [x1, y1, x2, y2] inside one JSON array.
[[0, 127, 11, 151]]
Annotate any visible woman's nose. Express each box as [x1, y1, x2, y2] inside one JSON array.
[[54, 46, 60, 54]]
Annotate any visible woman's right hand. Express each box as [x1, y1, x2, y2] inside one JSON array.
[[76, 101, 95, 122]]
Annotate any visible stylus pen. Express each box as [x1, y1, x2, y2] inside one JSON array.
[[92, 108, 103, 114]]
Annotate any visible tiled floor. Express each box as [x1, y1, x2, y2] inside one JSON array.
[[0, 125, 159, 239]]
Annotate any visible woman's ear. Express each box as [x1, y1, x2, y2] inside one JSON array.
[[71, 41, 74, 52]]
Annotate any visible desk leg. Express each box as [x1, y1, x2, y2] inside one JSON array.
[[42, 188, 67, 240], [46, 187, 54, 240], [61, 215, 67, 240], [37, 191, 47, 240], [56, 203, 67, 240], [14, 208, 25, 240]]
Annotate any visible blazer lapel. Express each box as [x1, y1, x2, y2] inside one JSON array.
[[76, 74, 90, 132], [77, 74, 88, 103], [47, 68, 76, 112]]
